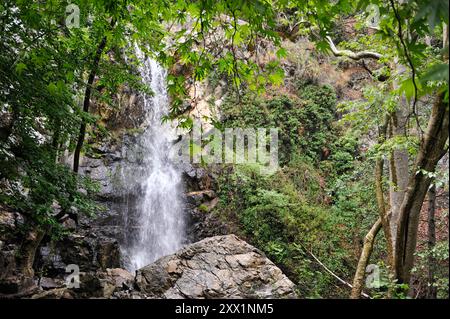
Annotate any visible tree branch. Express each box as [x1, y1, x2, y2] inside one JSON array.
[[351, 218, 382, 299], [326, 36, 382, 60], [301, 245, 371, 298]]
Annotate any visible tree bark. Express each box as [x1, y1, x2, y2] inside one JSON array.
[[326, 36, 382, 60], [18, 228, 46, 278], [350, 218, 382, 299], [426, 184, 437, 299], [394, 91, 449, 285], [389, 63, 410, 257], [375, 116, 395, 266], [72, 36, 108, 173]]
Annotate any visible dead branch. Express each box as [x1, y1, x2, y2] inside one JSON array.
[[326, 36, 382, 60]]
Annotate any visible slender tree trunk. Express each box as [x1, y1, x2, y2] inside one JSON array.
[[394, 91, 449, 285], [389, 62, 410, 257], [375, 116, 395, 266], [351, 218, 382, 299], [426, 184, 437, 299], [351, 116, 391, 299], [73, 36, 108, 173], [444, 23, 448, 50], [378, 149, 395, 266]]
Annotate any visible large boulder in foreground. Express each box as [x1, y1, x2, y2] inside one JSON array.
[[135, 234, 297, 299]]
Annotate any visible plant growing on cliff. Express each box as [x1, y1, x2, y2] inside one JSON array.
[[221, 85, 337, 165]]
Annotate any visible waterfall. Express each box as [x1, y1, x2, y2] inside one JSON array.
[[123, 47, 185, 272]]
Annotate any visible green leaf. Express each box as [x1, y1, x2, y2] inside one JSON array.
[[15, 62, 27, 75], [399, 78, 417, 101], [268, 67, 285, 86], [421, 63, 449, 83], [415, 0, 449, 30], [276, 47, 287, 59], [47, 82, 58, 95]]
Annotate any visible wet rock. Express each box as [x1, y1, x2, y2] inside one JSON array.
[[186, 190, 216, 206], [180, 163, 214, 191], [96, 238, 121, 270], [135, 235, 297, 299], [57, 235, 94, 271], [37, 232, 121, 277]]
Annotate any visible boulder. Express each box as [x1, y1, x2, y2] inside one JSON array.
[[105, 268, 134, 290], [135, 234, 297, 299]]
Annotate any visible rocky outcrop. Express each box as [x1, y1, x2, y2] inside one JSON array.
[[135, 234, 297, 299], [36, 231, 121, 277], [30, 268, 134, 299], [26, 235, 297, 299], [0, 203, 123, 298], [182, 164, 233, 242]]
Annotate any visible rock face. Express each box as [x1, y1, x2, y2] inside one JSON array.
[[135, 235, 297, 299], [0, 206, 25, 295], [27, 236, 297, 299], [30, 268, 135, 299]]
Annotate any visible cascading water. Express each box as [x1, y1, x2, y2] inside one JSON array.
[[122, 47, 185, 272]]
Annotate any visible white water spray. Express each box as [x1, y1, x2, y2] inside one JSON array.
[[124, 47, 185, 272]]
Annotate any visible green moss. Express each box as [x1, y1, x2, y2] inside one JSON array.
[[198, 204, 210, 213]]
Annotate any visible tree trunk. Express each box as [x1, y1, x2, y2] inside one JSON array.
[[389, 63, 410, 256], [72, 36, 108, 173], [375, 116, 395, 266], [18, 228, 46, 278], [350, 218, 382, 299], [394, 91, 449, 285], [378, 148, 395, 266], [426, 184, 437, 299]]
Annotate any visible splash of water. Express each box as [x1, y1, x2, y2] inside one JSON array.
[[123, 47, 185, 272]]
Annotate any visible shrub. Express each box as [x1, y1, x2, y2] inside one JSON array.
[[221, 84, 337, 166]]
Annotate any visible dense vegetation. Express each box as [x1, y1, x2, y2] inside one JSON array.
[[1, 0, 448, 299], [210, 82, 379, 298]]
